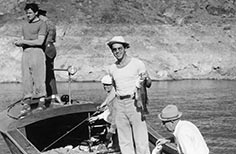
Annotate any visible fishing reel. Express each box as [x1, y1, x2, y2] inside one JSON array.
[[60, 94, 69, 103], [60, 94, 77, 104]]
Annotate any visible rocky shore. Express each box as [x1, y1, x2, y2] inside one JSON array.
[[1, 22, 236, 82], [1, 0, 236, 82]]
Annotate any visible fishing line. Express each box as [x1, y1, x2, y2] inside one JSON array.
[[41, 110, 101, 152]]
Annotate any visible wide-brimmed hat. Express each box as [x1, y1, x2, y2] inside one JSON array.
[[107, 36, 130, 49], [158, 105, 182, 121]]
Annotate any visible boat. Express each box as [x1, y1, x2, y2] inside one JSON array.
[[0, 97, 178, 154]]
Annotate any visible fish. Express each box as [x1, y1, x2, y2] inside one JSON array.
[[135, 75, 152, 120]]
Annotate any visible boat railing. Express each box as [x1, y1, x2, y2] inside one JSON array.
[[147, 121, 178, 154]]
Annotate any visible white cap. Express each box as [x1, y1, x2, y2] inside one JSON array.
[[101, 75, 112, 84]]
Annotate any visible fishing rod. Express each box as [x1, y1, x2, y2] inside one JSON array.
[[53, 65, 77, 104]]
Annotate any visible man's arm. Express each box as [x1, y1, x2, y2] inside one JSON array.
[[99, 88, 116, 109], [18, 34, 46, 46]]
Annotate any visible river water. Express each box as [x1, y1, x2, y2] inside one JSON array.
[[0, 80, 235, 154]]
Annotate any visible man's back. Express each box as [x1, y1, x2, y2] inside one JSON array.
[[174, 120, 209, 154]]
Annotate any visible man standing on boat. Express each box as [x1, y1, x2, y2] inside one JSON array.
[[38, 9, 61, 103], [14, 3, 46, 104], [89, 75, 120, 152], [155, 104, 209, 154], [107, 36, 152, 154]]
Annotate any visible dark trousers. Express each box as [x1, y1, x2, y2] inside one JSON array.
[[45, 43, 58, 97]]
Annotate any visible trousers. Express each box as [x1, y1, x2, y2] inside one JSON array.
[[21, 48, 46, 98], [45, 43, 58, 96], [114, 98, 150, 154]]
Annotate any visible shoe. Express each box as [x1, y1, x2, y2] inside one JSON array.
[[22, 103, 31, 110], [36, 96, 46, 109], [18, 107, 31, 119], [107, 147, 120, 153], [52, 94, 64, 105], [32, 106, 44, 113]]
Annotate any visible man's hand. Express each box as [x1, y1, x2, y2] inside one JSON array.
[[106, 132, 113, 140], [89, 116, 99, 123], [140, 72, 148, 80], [140, 72, 152, 88], [97, 104, 108, 112], [14, 39, 24, 47], [152, 138, 170, 154], [156, 138, 170, 146]]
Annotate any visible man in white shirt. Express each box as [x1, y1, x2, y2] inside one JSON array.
[[107, 36, 152, 154], [155, 104, 209, 154]]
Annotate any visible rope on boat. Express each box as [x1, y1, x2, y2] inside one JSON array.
[[6, 96, 53, 120], [42, 110, 101, 152], [7, 99, 23, 120]]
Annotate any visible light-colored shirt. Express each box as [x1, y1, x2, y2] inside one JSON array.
[[108, 57, 146, 96], [100, 87, 116, 108], [173, 120, 209, 154], [97, 87, 117, 133], [22, 20, 46, 41], [22, 19, 47, 49], [98, 87, 116, 122]]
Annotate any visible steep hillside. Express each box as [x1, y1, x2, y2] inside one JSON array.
[[1, 0, 236, 82]]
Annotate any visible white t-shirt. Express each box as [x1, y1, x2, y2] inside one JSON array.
[[108, 57, 146, 96], [98, 87, 116, 123], [174, 120, 209, 154]]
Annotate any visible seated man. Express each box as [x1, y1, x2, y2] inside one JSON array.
[[152, 104, 209, 154], [89, 75, 119, 152]]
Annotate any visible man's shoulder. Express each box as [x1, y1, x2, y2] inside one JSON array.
[[109, 63, 116, 68], [130, 57, 144, 65], [45, 19, 56, 27], [39, 19, 47, 26], [130, 57, 142, 62], [177, 120, 197, 132]]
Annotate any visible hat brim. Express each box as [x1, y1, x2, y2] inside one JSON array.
[[158, 112, 182, 121], [107, 41, 129, 48]]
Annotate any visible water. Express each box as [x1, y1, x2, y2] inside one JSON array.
[[0, 80, 236, 154]]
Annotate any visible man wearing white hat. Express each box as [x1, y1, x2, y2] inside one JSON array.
[[107, 36, 152, 154], [155, 105, 209, 154]]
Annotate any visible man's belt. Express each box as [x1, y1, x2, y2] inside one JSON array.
[[117, 94, 134, 100]]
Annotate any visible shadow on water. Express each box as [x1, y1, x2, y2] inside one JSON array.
[[0, 80, 236, 154]]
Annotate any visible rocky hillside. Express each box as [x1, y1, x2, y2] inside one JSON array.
[[1, 0, 236, 82]]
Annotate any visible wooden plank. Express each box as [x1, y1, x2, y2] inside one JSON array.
[[147, 121, 178, 154], [1, 132, 24, 154], [7, 129, 41, 154]]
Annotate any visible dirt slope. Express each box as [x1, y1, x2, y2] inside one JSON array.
[[1, 0, 236, 82]]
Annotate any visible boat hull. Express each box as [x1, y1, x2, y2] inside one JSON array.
[[0, 103, 178, 154]]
